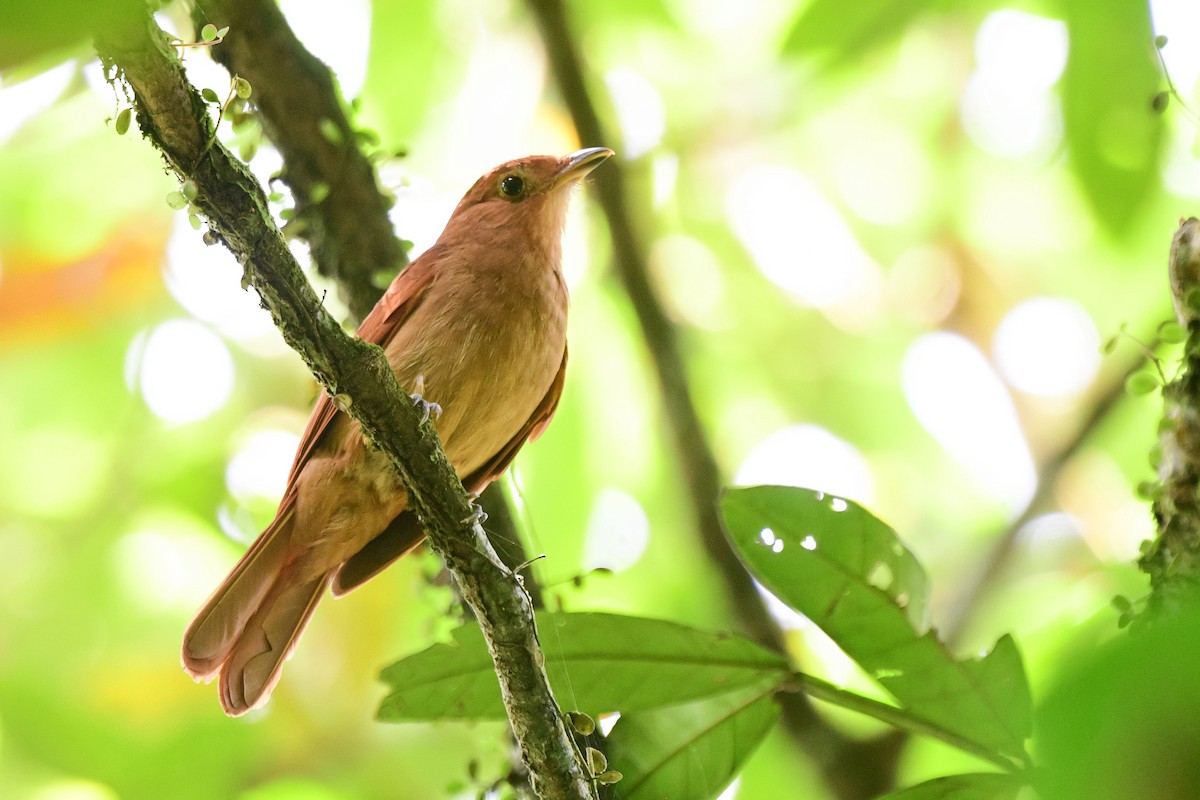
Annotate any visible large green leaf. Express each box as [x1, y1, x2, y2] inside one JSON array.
[[1061, 0, 1163, 235], [603, 684, 780, 800], [1037, 603, 1200, 800], [377, 612, 788, 721], [878, 773, 1025, 800], [781, 0, 934, 64], [721, 486, 1031, 761], [0, 0, 130, 71]]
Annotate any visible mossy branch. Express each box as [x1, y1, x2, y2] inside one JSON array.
[[94, 7, 591, 798], [1143, 217, 1200, 616]]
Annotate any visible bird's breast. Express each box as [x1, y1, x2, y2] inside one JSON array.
[[385, 264, 568, 477]]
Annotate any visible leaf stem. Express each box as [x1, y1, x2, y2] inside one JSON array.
[[786, 673, 1029, 774]]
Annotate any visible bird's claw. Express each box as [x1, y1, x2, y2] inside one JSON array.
[[462, 503, 488, 527], [408, 392, 442, 424]]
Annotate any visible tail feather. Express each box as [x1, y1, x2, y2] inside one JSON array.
[[183, 506, 335, 714], [182, 511, 293, 679], [217, 572, 331, 715]]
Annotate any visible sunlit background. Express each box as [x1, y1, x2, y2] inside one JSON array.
[[1, 0, 1197, 797]]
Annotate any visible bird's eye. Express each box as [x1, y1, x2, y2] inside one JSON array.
[[500, 175, 524, 198]]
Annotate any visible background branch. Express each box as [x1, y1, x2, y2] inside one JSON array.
[[945, 349, 1144, 643], [95, 8, 589, 798], [525, 0, 904, 796], [192, 0, 407, 322]]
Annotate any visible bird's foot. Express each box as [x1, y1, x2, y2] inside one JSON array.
[[462, 502, 488, 527], [408, 392, 442, 424]]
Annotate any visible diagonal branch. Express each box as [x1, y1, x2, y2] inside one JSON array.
[[94, 7, 590, 799], [524, 1, 904, 797], [192, 0, 406, 322]]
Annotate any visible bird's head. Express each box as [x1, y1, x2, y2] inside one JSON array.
[[441, 147, 614, 256]]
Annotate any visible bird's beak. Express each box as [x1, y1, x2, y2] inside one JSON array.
[[554, 147, 615, 185]]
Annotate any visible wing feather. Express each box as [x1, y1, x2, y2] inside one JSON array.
[[330, 345, 568, 595]]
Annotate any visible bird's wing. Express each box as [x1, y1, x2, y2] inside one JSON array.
[[330, 345, 568, 596], [183, 259, 440, 673], [462, 343, 568, 489], [281, 258, 439, 489]]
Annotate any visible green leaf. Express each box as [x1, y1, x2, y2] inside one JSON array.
[[596, 770, 622, 785], [602, 684, 779, 800], [165, 190, 187, 210], [216, 26, 230, 39], [114, 107, 131, 135], [1158, 321, 1186, 344], [201, 87, 220, 104], [1037, 601, 1200, 799], [721, 486, 1032, 761], [877, 773, 1024, 800], [0, 0, 132, 71], [1126, 371, 1160, 396], [1062, 0, 1164, 235], [377, 612, 788, 721], [781, 0, 933, 65], [234, 76, 252, 99], [201, 23, 218, 42]]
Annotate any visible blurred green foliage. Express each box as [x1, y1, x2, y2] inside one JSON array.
[[0, 0, 1197, 797]]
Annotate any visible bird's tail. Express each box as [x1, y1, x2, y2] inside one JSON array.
[[182, 511, 329, 715]]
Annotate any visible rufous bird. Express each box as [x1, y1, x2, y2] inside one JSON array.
[[183, 147, 614, 715]]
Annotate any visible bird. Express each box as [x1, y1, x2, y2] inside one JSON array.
[[182, 146, 614, 715]]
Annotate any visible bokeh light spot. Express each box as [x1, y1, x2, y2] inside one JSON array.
[[902, 332, 1036, 509], [581, 488, 650, 573], [605, 67, 666, 160], [226, 429, 302, 502], [279, 0, 371, 97], [734, 424, 874, 505], [649, 234, 727, 328], [113, 511, 238, 612], [727, 166, 881, 310], [30, 780, 119, 800], [134, 320, 235, 424], [974, 10, 1067, 89], [960, 10, 1066, 159], [0, 61, 74, 145], [165, 217, 277, 344], [993, 296, 1100, 397]]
